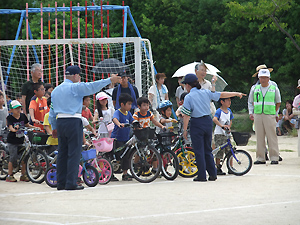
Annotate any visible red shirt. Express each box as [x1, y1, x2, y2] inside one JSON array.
[[29, 96, 49, 131], [82, 108, 93, 121]]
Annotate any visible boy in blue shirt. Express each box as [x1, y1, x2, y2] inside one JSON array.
[[212, 97, 234, 175], [111, 93, 134, 181]]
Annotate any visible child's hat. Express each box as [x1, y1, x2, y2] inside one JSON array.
[[96, 92, 108, 100], [10, 100, 22, 109]]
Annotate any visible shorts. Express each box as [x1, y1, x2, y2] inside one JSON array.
[[7, 143, 23, 164], [214, 134, 230, 159]]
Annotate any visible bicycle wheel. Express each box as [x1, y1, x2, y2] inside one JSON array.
[[177, 150, 198, 177], [129, 145, 162, 183], [0, 149, 9, 180], [45, 166, 57, 188], [82, 165, 99, 187], [226, 149, 252, 176], [26, 149, 49, 184], [96, 157, 113, 185], [161, 149, 179, 180]]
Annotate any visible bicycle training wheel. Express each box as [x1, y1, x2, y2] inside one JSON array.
[[129, 145, 162, 183], [161, 149, 179, 180], [96, 156, 113, 185], [0, 149, 9, 180], [177, 150, 198, 178], [82, 165, 99, 187], [45, 166, 57, 188], [226, 149, 252, 176], [26, 149, 49, 184]]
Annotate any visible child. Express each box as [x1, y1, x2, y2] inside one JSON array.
[[175, 77, 185, 107], [44, 83, 54, 93], [175, 92, 188, 119], [82, 96, 93, 121], [6, 100, 39, 182], [282, 100, 297, 133], [133, 97, 165, 129], [82, 116, 97, 145], [29, 83, 49, 131], [111, 93, 134, 181], [212, 97, 234, 175], [0, 91, 8, 128], [276, 111, 283, 136], [157, 100, 177, 132], [93, 92, 115, 137], [43, 97, 58, 154]]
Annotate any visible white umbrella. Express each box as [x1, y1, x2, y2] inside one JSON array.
[[172, 62, 227, 91]]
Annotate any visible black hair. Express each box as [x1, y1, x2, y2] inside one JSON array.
[[45, 91, 51, 97], [33, 83, 43, 92], [286, 100, 293, 106], [44, 83, 54, 92], [188, 80, 201, 89], [119, 93, 133, 106], [218, 97, 233, 104], [180, 92, 188, 101], [47, 96, 51, 107], [0, 92, 3, 98], [158, 105, 172, 115], [96, 100, 108, 118], [137, 97, 150, 106], [83, 96, 90, 101]]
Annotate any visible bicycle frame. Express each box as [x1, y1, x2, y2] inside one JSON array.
[[211, 135, 239, 164]]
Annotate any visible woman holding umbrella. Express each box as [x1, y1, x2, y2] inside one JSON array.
[[181, 73, 246, 182]]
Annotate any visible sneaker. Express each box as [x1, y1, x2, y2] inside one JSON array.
[[254, 160, 266, 165], [270, 161, 278, 165], [77, 177, 84, 185], [20, 174, 30, 182], [217, 167, 226, 175], [111, 175, 119, 181], [279, 156, 283, 161], [6, 175, 17, 182], [122, 174, 132, 181]]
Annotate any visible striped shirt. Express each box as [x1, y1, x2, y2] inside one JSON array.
[[133, 110, 154, 128]]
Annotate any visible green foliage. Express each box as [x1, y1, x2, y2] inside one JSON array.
[[231, 113, 253, 132]]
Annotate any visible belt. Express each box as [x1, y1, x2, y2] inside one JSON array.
[[57, 113, 82, 119]]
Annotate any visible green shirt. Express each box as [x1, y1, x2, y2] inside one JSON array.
[[21, 78, 44, 113]]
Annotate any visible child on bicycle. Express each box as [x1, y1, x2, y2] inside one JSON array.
[[6, 100, 39, 182], [82, 96, 93, 121], [157, 100, 177, 132], [111, 93, 135, 181], [93, 92, 115, 137], [29, 83, 49, 131], [133, 97, 165, 129], [212, 97, 234, 175]]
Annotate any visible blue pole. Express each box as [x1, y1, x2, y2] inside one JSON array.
[[6, 11, 25, 83], [122, 6, 128, 64], [28, 24, 40, 64]]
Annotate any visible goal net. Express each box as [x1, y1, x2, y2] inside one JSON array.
[[0, 37, 155, 105]]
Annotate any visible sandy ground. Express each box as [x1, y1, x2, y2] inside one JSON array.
[[0, 134, 299, 225]]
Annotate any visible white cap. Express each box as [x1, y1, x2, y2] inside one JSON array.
[[257, 69, 270, 78], [96, 92, 108, 100], [10, 100, 22, 109]]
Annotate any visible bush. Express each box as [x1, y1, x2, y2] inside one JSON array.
[[231, 113, 253, 133]]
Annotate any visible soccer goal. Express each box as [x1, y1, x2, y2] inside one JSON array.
[[0, 37, 155, 101]]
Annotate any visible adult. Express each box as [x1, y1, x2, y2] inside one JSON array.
[[112, 72, 139, 115], [181, 73, 245, 182], [292, 79, 300, 157], [49, 65, 121, 190], [21, 63, 44, 117], [282, 100, 297, 132], [175, 76, 185, 107], [195, 61, 217, 116], [148, 73, 169, 110], [248, 69, 281, 165]]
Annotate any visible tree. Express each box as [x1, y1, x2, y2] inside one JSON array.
[[227, 0, 300, 52]]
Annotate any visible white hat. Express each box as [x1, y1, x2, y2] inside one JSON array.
[[257, 69, 270, 78], [96, 92, 108, 101], [297, 79, 300, 88], [252, 64, 273, 77], [10, 100, 22, 109]]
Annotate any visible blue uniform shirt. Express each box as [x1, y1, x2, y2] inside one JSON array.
[[49, 78, 111, 130], [111, 109, 134, 142], [182, 88, 221, 117]]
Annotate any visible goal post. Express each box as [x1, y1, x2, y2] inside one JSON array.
[[0, 37, 155, 102]]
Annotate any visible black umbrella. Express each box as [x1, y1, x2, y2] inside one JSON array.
[[92, 58, 127, 74]]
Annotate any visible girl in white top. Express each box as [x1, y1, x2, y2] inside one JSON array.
[[93, 92, 115, 137], [148, 73, 169, 109]]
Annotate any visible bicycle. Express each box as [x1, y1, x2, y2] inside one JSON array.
[[45, 148, 100, 188], [153, 130, 179, 180], [104, 123, 162, 183], [0, 127, 50, 183], [211, 128, 252, 176]]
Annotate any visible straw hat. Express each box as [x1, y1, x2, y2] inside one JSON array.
[[252, 64, 273, 77]]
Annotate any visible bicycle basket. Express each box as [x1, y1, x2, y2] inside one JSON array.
[[133, 127, 155, 142], [231, 132, 251, 146], [81, 149, 97, 161], [156, 132, 176, 146], [28, 131, 49, 145], [92, 137, 114, 152]]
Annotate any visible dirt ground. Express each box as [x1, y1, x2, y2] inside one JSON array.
[[0, 134, 299, 225]]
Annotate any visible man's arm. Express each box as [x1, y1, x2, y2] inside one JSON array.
[[21, 95, 27, 115]]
